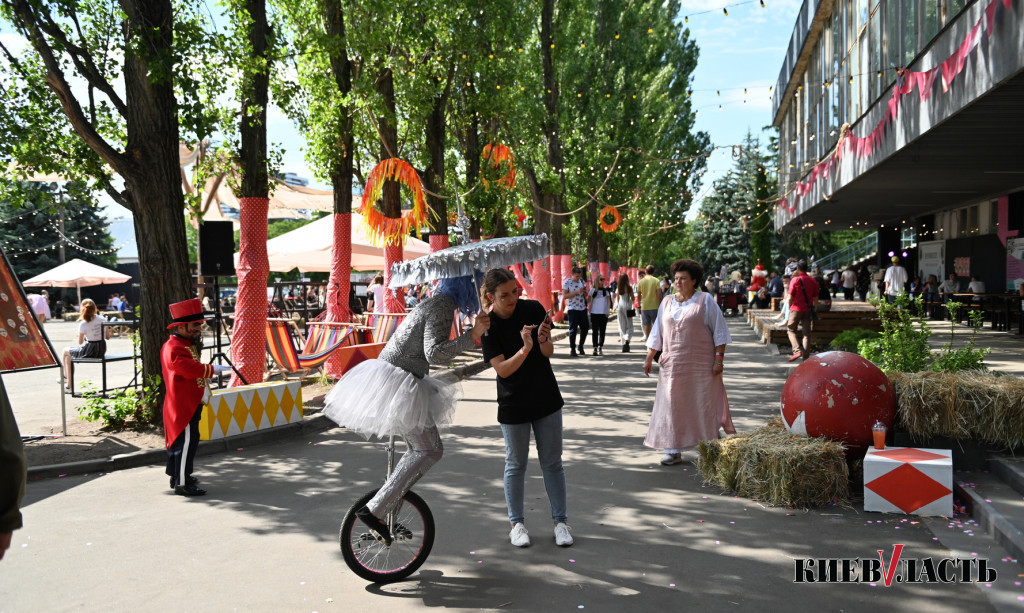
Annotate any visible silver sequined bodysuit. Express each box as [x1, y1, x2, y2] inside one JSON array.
[[378, 294, 476, 378]]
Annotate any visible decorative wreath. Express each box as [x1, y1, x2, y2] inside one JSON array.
[[599, 205, 622, 233], [481, 143, 517, 190], [359, 158, 431, 245]]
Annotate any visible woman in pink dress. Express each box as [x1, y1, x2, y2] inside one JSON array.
[[643, 259, 735, 465]]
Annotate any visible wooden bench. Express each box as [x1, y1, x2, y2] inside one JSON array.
[[69, 352, 139, 398], [747, 302, 880, 349]]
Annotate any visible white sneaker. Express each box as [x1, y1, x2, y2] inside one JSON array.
[[554, 522, 574, 547], [509, 522, 531, 547], [660, 453, 683, 465]]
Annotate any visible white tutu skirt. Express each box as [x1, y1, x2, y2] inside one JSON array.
[[323, 359, 461, 439]]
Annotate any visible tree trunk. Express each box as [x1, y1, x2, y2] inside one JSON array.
[[230, 0, 271, 387], [322, 0, 355, 346], [376, 66, 404, 311], [540, 0, 567, 256], [120, 1, 190, 408], [424, 85, 449, 249]]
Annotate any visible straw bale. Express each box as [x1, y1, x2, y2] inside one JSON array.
[[696, 417, 849, 508], [890, 371, 1024, 448]]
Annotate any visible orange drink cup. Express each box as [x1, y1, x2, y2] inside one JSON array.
[[872, 421, 887, 450]]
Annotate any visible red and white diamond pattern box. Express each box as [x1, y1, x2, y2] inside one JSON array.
[[863, 447, 953, 516]]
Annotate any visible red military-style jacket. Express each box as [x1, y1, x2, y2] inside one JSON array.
[[161, 334, 214, 448]]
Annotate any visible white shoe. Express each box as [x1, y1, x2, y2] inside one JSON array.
[[554, 522, 574, 547], [660, 453, 683, 465], [509, 522, 531, 547]]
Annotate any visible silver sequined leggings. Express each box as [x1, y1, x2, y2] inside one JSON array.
[[367, 426, 443, 517]]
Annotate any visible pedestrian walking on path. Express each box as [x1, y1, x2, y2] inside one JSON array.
[[481, 268, 573, 549], [643, 259, 735, 466], [562, 266, 589, 358], [614, 272, 635, 352], [588, 274, 612, 355]]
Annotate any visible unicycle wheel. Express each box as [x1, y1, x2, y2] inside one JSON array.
[[339, 488, 435, 583]]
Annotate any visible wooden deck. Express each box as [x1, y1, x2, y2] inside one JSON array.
[[746, 301, 881, 347]]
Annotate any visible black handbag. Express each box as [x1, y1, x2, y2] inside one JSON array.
[[627, 308, 636, 318]]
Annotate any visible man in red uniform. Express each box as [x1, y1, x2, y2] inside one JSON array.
[[163, 298, 228, 496], [786, 260, 819, 362]]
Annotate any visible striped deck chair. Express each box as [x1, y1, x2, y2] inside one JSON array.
[[265, 320, 354, 380], [327, 312, 408, 378], [365, 312, 407, 343]]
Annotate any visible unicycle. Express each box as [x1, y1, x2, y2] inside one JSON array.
[[339, 435, 435, 583]]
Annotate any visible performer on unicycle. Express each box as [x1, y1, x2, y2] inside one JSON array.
[[324, 276, 489, 544]]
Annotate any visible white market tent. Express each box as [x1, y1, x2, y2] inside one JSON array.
[[21, 258, 131, 305], [250, 214, 432, 273]]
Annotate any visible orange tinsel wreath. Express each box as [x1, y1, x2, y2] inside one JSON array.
[[481, 143, 516, 190], [598, 206, 622, 232], [359, 158, 431, 245]]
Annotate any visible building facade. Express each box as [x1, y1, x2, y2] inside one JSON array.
[[772, 0, 1023, 290]]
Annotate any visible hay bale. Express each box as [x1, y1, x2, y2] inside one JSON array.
[[696, 417, 849, 508], [890, 371, 1024, 448]]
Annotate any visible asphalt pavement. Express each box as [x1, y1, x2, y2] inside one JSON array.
[[2, 312, 1023, 612]]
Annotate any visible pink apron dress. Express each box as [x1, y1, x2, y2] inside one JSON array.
[[644, 294, 736, 450]]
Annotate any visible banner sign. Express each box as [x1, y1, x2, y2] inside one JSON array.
[[0, 248, 58, 373]]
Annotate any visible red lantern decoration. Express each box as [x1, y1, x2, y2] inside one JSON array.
[[481, 143, 516, 190], [359, 158, 431, 245], [598, 206, 622, 233]]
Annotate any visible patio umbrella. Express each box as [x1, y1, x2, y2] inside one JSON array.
[[21, 258, 131, 306], [387, 234, 550, 307]]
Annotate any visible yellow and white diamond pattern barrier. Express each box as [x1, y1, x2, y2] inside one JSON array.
[[199, 381, 304, 441]]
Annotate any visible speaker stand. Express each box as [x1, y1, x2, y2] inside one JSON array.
[[208, 273, 247, 387]]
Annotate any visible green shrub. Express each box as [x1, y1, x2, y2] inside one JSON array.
[[77, 375, 161, 430], [930, 305, 989, 372], [866, 295, 933, 372], [830, 328, 881, 353]]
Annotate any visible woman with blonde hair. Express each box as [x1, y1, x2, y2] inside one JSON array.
[[61, 298, 110, 391], [614, 272, 635, 352]]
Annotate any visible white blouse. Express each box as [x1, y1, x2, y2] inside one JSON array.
[[78, 317, 104, 342], [645, 292, 732, 352]]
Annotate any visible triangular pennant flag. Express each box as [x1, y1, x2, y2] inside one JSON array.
[[916, 68, 939, 101]]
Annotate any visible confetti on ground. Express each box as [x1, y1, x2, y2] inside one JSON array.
[[669, 583, 675, 587], [570, 559, 575, 563]]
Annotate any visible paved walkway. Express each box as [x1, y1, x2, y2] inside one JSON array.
[[3, 315, 1021, 611]]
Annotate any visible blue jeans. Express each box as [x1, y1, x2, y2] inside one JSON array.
[[500, 410, 567, 525]]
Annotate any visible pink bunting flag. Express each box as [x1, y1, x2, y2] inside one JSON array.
[[916, 68, 939, 101], [887, 90, 901, 121], [984, 0, 998, 32]]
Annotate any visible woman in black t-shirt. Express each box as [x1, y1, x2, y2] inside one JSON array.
[[480, 268, 573, 549]]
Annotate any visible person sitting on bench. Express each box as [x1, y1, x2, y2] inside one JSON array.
[[61, 299, 111, 391]]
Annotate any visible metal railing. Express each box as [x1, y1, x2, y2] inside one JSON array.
[[814, 232, 878, 272]]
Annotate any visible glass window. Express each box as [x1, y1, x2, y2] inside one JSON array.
[[902, 0, 917, 66], [922, 0, 941, 43], [949, 0, 968, 19], [886, 0, 901, 70], [871, 4, 884, 100]]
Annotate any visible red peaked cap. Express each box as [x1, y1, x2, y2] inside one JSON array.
[[167, 298, 212, 329]]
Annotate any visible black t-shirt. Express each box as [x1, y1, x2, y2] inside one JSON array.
[[481, 299, 563, 424]]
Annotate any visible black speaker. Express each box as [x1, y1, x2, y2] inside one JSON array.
[[199, 221, 236, 276]]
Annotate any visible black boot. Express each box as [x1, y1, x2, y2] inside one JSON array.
[[355, 506, 392, 546], [623, 341, 630, 352]]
